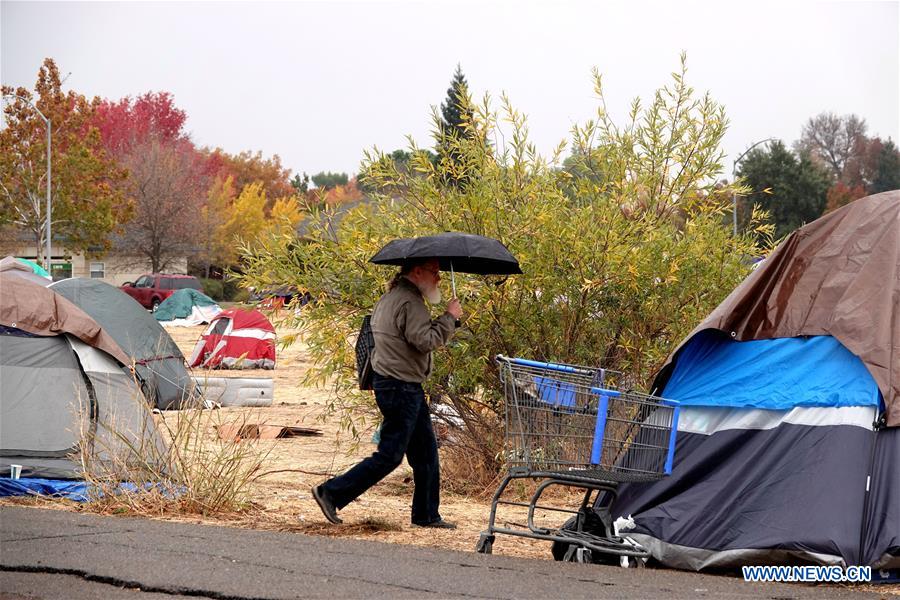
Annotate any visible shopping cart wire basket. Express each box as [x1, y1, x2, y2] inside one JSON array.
[[475, 355, 680, 563]]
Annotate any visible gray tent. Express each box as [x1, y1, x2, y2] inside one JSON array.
[[51, 279, 201, 410], [1, 273, 166, 479]]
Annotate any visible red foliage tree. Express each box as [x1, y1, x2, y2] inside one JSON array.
[[93, 92, 188, 156], [92, 91, 208, 270], [824, 181, 868, 214]]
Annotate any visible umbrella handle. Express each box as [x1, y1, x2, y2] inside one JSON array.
[[450, 262, 461, 328], [450, 261, 457, 299]]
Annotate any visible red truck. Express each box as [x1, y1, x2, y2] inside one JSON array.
[[121, 273, 203, 311]]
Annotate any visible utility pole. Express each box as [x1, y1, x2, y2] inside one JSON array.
[[1, 93, 52, 271]]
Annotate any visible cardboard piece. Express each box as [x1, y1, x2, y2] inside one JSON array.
[[216, 423, 322, 441]]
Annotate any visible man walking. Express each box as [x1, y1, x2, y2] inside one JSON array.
[[313, 258, 462, 528]]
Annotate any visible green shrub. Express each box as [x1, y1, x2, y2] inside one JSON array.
[[200, 278, 224, 301], [222, 277, 243, 301], [230, 288, 251, 303], [237, 56, 772, 474]]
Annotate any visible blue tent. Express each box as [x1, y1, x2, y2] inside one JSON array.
[[612, 193, 900, 571], [613, 331, 896, 569]]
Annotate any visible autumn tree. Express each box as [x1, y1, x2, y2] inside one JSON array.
[[197, 175, 237, 277], [737, 141, 831, 237], [824, 181, 867, 213], [94, 91, 188, 155], [0, 58, 129, 266], [115, 138, 207, 272], [217, 182, 269, 264], [792, 112, 900, 213], [268, 195, 304, 236], [203, 148, 294, 211], [92, 90, 210, 270], [321, 178, 364, 207]]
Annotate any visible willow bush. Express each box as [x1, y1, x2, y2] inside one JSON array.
[[238, 56, 772, 479]]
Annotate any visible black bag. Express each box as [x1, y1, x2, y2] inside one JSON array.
[[355, 314, 375, 390]]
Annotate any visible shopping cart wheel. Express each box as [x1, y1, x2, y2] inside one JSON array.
[[562, 544, 591, 563], [620, 556, 646, 568], [476, 533, 495, 554]]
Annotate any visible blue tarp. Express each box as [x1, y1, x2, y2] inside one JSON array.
[[0, 477, 184, 502], [663, 332, 882, 409], [0, 477, 91, 501]]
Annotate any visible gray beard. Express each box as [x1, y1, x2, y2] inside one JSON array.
[[423, 284, 442, 305]]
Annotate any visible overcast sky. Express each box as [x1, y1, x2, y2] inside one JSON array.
[[2, 1, 898, 180]]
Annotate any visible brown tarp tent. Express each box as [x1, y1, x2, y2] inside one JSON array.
[[654, 190, 899, 425], [0, 271, 131, 366]]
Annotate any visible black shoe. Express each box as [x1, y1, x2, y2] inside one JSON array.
[[413, 518, 457, 529], [312, 485, 342, 524]]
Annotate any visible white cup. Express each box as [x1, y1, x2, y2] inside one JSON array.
[[10, 464, 22, 479]]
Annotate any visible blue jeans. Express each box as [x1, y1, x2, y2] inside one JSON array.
[[322, 372, 442, 525]]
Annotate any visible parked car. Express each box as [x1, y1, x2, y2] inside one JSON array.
[[249, 285, 313, 310], [121, 273, 203, 311]]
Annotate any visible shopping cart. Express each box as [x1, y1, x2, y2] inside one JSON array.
[[475, 355, 680, 563]]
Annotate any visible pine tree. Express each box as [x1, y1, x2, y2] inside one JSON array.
[[440, 64, 471, 143], [437, 64, 474, 188], [871, 139, 900, 194], [738, 141, 831, 238]]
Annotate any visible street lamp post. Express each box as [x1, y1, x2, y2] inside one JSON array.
[[1, 94, 52, 272], [732, 137, 776, 236]]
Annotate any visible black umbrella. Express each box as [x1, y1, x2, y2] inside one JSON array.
[[370, 232, 522, 296]]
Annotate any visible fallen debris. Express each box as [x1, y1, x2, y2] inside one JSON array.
[[216, 424, 322, 441]]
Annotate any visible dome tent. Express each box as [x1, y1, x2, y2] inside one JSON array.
[[154, 288, 221, 326], [189, 308, 276, 370], [0, 273, 166, 479], [612, 191, 900, 570], [50, 278, 201, 410]]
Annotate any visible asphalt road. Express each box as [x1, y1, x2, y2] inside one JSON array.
[[0, 506, 882, 599]]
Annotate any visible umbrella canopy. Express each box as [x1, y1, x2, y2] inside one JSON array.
[[369, 232, 522, 275]]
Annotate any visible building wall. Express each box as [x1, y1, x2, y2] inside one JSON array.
[[9, 245, 188, 286]]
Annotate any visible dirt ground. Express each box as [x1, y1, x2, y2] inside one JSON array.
[[161, 320, 551, 561]]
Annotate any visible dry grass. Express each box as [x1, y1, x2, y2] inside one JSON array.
[[77, 402, 272, 517]]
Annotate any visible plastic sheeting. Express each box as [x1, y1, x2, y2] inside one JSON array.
[[662, 331, 882, 410], [0, 477, 186, 502], [0, 477, 90, 501]]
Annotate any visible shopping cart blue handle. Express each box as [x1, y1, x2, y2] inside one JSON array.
[[497, 355, 596, 376], [590, 387, 621, 398]]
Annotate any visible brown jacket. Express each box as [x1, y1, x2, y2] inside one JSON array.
[[370, 277, 456, 383]]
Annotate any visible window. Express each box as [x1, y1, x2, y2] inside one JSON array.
[[135, 276, 152, 288], [161, 277, 175, 289], [177, 278, 202, 290], [89, 262, 105, 279]]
